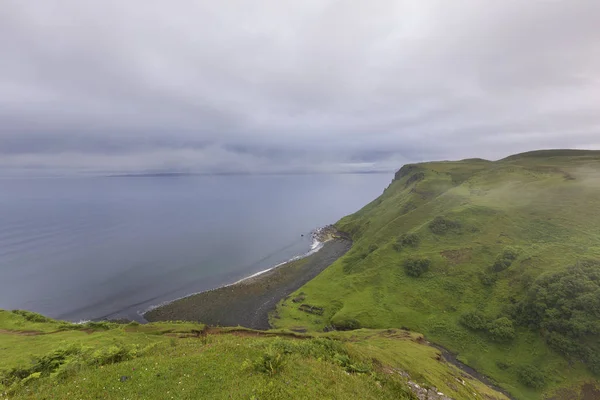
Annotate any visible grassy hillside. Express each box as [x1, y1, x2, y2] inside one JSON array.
[[272, 150, 600, 399], [0, 310, 507, 399]]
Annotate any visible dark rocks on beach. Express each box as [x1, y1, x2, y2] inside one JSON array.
[[144, 238, 352, 330]]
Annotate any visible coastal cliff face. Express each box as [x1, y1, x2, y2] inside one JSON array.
[[273, 150, 600, 400]]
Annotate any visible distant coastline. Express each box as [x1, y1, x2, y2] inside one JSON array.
[[106, 170, 393, 178]]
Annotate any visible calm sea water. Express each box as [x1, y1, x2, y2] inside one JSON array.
[[0, 173, 391, 322]]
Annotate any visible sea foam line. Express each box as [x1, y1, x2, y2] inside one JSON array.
[[141, 233, 327, 316]]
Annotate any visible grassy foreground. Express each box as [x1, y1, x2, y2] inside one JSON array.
[[272, 150, 600, 400], [0, 310, 507, 399]]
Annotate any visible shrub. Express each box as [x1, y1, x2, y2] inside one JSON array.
[[11, 310, 53, 323], [253, 346, 286, 376], [502, 248, 519, 261], [334, 353, 371, 374], [479, 273, 497, 287], [0, 345, 82, 388], [491, 259, 512, 272], [404, 258, 431, 277], [88, 344, 138, 366], [83, 321, 115, 330], [496, 361, 511, 370], [401, 201, 417, 215], [515, 260, 600, 373], [459, 311, 489, 331], [332, 318, 361, 331], [490, 248, 519, 272], [393, 233, 420, 252], [517, 365, 546, 389], [367, 244, 379, 253], [487, 317, 515, 342], [429, 216, 462, 235]]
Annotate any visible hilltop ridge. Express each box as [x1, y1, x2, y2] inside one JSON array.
[[273, 150, 600, 399]]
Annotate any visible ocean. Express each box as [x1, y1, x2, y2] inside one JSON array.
[[0, 173, 391, 322]]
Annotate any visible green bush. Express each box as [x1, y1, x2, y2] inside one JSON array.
[[253, 346, 286, 376], [490, 249, 519, 272], [479, 273, 497, 287], [0, 345, 82, 388], [11, 310, 53, 323], [404, 258, 431, 277], [516, 365, 546, 389], [491, 259, 512, 272], [459, 311, 489, 331], [334, 353, 371, 374], [515, 260, 600, 373], [332, 318, 361, 331], [83, 321, 116, 330], [392, 233, 420, 252], [496, 361, 511, 370], [88, 344, 139, 366], [487, 317, 515, 342], [502, 248, 519, 261], [250, 338, 371, 377], [428, 216, 462, 235]]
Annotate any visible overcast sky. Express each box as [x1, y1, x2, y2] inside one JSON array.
[[1, 0, 599, 175]]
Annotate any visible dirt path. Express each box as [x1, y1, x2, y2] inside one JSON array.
[[0, 329, 45, 336]]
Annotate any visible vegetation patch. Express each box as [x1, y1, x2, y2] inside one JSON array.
[[0, 342, 144, 394], [490, 248, 519, 273], [514, 260, 600, 374], [459, 311, 489, 331], [516, 365, 546, 389], [393, 233, 420, 252], [331, 317, 362, 331], [11, 310, 54, 323], [440, 248, 472, 265], [428, 216, 463, 235], [248, 337, 372, 377], [459, 312, 515, 343], [403, 258, 431, 278]]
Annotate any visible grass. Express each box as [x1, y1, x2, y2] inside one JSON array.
[[0, 310, 510, 399], [272, 150, 600, 399], [3, 149, 599, 400]]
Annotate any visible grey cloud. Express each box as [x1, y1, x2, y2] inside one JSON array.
[[0, 0, 599, 174]]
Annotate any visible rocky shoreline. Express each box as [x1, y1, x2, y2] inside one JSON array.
[[144, 237, 351, 329]]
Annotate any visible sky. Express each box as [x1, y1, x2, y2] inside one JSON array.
[[1, 0, 599, 175]]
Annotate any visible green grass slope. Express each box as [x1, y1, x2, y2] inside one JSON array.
[[273, 150, 600, 400], [0, 310, 507, 399]]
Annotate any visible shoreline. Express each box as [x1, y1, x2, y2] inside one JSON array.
[[141, 225, 342, 317], [144, 238, 351, 329], [140, 227, 331, 317]]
